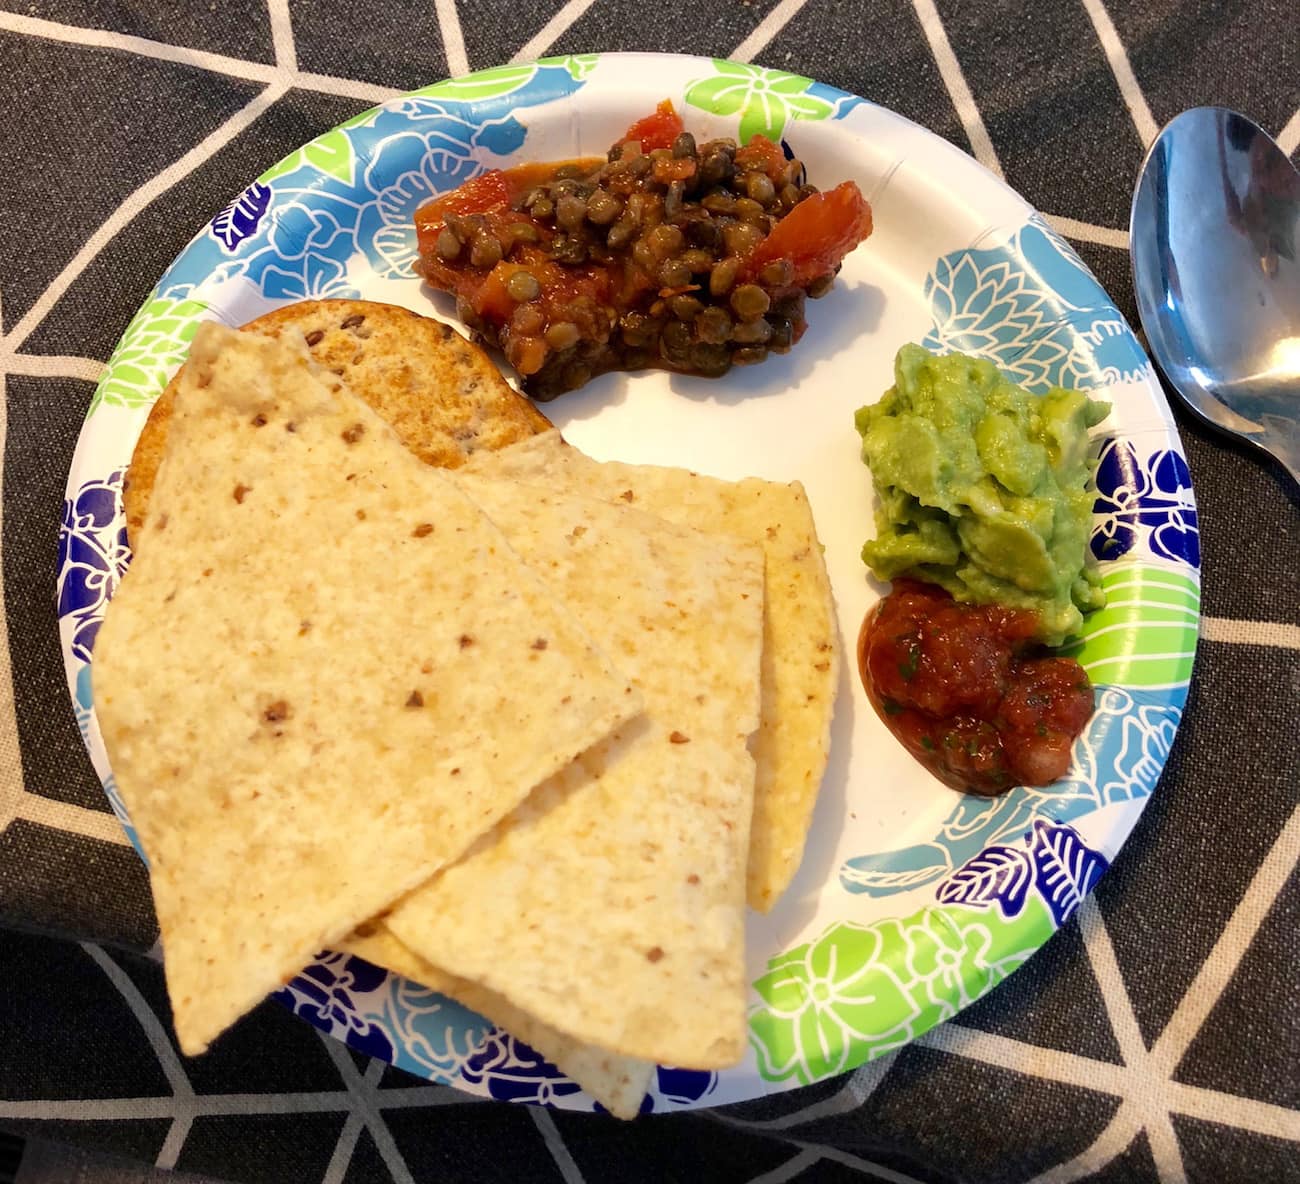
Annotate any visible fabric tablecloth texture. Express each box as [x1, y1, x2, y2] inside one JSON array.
[[1, 3, 1297, 1182]]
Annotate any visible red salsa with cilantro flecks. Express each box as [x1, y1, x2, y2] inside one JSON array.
[[857, 581, 1095, 795], [413, 100, 873, 400]]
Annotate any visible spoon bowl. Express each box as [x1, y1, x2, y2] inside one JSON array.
[[1130, 107, 1300, 487]]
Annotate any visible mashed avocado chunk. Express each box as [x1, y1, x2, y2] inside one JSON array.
[[856, 344, 1110, 646]]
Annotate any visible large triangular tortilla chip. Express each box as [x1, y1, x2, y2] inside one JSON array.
[[93, 325, 639, 1054], [384, 478, 764, 1067], [465, 432, 839, 912]]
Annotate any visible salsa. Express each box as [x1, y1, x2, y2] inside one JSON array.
[[858, 580, 1094, 794], [414, 100, 873, 400]]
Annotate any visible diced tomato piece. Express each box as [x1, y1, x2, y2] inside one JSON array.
[[621, 100, 684, 152], [742, 180, 873, 287], [734, 135, 787, 180], [417, 170, 511, 225], [471, 263, 520, 322]]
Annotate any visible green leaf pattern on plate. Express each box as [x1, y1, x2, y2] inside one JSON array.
[[259, 127, 356, 186], [1063, 566, 1200, 689], [685, 60, 835, 143], [750, 898, 1052, 1084], [412, 64, 540, 103], [538, 54, 600, 81], [89, 296, 209, 414]]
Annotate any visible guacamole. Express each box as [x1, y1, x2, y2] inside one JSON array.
[[855, 345, 1110, 646]]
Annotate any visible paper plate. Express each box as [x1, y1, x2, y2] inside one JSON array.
[[57, 52, 1200, 1113]]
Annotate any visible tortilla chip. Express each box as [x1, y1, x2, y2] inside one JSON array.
[[465, 432, 839, 912], [93, 325, 639, 1054], [384, 478, 764, 1068], [343, 926, 654, 1119]]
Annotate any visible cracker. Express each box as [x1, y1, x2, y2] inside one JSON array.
[[123, 299, 551, 542]]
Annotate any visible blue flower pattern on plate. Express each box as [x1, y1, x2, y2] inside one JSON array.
[[657, 1065, 717, 1105], [923, 217, 1149, 393], [933, 843, 1034, 919], [937, 821, 1107, 926], [461, 1029, 587, 1107], [1090, 438, 1200, 566], [459, 1030, 718, 1113], [841, 688, 1180, 899], [57, 470, 131, 664], [210, 182, 272, 252], [380, 974, 491, 1080], [159, 64, 582, 305], [273, 952, 397, 1062]]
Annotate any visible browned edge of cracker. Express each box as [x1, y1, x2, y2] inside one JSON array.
[[122, 298, 552, 543]]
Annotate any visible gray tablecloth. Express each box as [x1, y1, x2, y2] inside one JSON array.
[[1, 3, 1297, 1182]]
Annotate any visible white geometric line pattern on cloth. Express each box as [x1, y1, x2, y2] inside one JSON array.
[[928, 808, 1300, 1178], [1199, 617, 1300, 650], [531, 1107, 588, 1184], [508, 0, 601, 64], [10, 796, 130, 847], [0, 1088, 489, 1121], [1076, 899, 1187, 1184], [0, 355, 105, 382], [434, 0, 471, 77], [1279, 107, 1300, 155], [1045, 214, 1130, 250], [919, 1027, 1300, 1143], [1029, 1103, 1148, 1184], [731, 0, 812, 63], [0, 81, 291, 354], [320, 1056, 386, 1184], [745, 1132, 934, 1184], [1147, 805, 1300, 1080], [908, 0, 1004, 178], [1081, 0, 1160, 146], [762, 1144, 930, 1184], [0, 11, 401, 105], [712, 1052, 901, 1133], [748, 1148, 821, 1184], [266, 0, 297, 72], [80, 943, 197, 1170], [0, 293, 20, 854], [318, 1034, 416, 1184], [705, 1056, 922, 1182]]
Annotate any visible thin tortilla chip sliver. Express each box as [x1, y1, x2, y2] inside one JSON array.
[[93, 325, 640, 1055], [342, 927, 654, 1120]]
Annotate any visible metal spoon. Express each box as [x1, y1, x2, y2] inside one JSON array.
[[1130, 107, 1300, 487]]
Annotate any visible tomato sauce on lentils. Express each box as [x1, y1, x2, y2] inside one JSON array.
[[414, 101, 872, 400], [858, 581, 1095, 795]]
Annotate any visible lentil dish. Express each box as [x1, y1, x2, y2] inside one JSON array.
[[414, 101, 873, 400]]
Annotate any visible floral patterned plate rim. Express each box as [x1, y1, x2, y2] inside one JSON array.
[[57, 52, 1199, 1113]]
